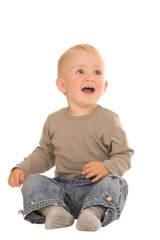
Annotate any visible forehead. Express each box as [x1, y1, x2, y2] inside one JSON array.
[[64, 49, 105, 68]]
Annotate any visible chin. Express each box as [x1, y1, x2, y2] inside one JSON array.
[[81, 102, 97, 108]]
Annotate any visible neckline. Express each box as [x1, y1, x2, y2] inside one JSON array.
[[64, 105, 101, 120]]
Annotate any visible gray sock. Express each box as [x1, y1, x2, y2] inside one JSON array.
[[76, 205, 106, 231], [40, 206, 75, 229]]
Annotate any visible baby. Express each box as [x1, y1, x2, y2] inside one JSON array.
[[8, 44, 134, 231]]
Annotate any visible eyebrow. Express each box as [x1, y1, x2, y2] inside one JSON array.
[[71, 64, 104, 71]]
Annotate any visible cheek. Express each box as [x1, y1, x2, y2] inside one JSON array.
[[97, 81, 105, 92], [70, 79, 81, 91], [67, 81, 80, 95]]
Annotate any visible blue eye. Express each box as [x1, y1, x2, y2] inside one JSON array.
[[94, 70, 101, 75], [76, 69, 84, 74]]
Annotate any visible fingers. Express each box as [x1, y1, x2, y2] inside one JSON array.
[[82, 162, 109, 183], [82, 165, 95, 176], [85, 170, 103, 182], [8, 170, 25, 188], [83, 162, 95, 171], [91, 175, 103, 183], [82, 164, 102, 182], [86, 172, 103, 182], [8, 174, 19, 187]]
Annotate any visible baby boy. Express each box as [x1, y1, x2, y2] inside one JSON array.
[[8, 44, 134, 231]]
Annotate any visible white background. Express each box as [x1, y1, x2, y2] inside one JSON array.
[[0, 0, 160, 239]]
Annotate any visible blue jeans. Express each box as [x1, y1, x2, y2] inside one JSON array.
[[21, 174, 128, 227]]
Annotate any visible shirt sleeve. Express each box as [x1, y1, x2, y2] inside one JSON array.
[[14, 117, 55, 176], [102, 116, 134, 176]]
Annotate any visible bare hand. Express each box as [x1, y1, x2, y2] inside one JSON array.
[[8, 168, 26, 188], [82, 161, 110, 182]]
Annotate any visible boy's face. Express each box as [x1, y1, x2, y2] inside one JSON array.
[[56, 50, 108, 110]]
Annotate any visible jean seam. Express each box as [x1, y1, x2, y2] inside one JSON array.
[[22, 186, 61, 202], [71, 181, 81, 213], [24, 199, 67, 217]]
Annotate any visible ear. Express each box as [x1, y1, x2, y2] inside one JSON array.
[[103, 80, 108, 94], [56, 78, 67, 94]]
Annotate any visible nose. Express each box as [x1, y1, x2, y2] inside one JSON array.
[[84, 73, 95, 82]]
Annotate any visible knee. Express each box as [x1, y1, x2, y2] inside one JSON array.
[[98, 175, 128, 192], [22, 174, 43, 192]]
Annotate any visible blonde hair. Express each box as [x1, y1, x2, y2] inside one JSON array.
[[57, 44, 103, 78]]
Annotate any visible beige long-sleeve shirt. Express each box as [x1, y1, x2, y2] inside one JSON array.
[[15, 105, 134, 178]]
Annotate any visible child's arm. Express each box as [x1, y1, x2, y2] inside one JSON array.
[[83, 116, 134, 182], [9, 115, 55, 179], [8, 168, 26, 187]]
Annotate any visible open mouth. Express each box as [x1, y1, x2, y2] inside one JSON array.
[[81, 87, 95, 94]]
